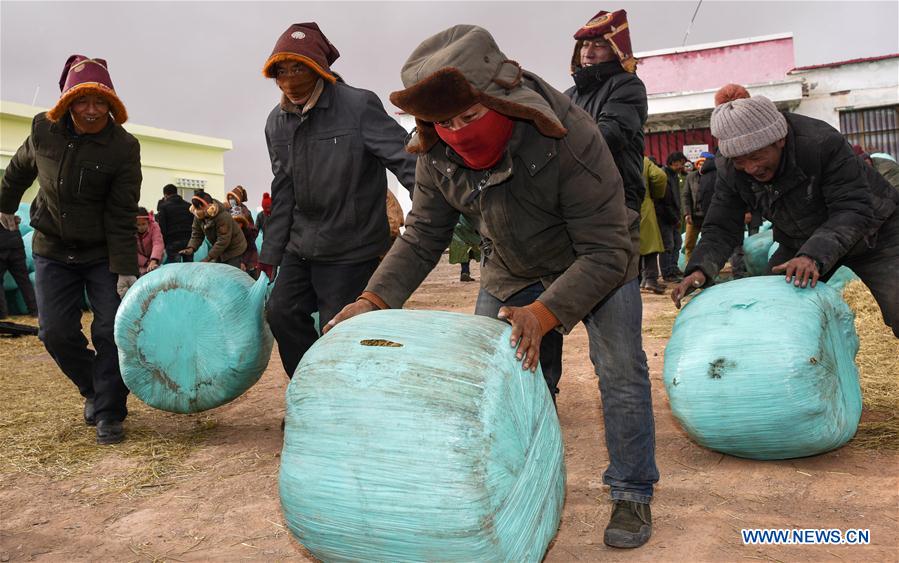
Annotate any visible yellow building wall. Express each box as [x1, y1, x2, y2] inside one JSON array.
[[0, 100, 232, 211]]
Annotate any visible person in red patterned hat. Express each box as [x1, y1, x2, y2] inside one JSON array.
[[0, 54, 141, 445], [566, 9, 647, 229], [565, 11, 656, 547], [257, 22, 416, 380]]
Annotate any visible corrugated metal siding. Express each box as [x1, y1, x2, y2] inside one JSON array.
[[644, 128, 719, 164], [839, 105, 899, 158]]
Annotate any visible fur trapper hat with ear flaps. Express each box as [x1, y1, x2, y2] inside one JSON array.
[[47, 54, 128, 124], [189, 193, 219, 217], [390, 25, 567, 154]]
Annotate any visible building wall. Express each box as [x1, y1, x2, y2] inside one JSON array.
[[0, 101, 232, 211], [790, 58, 899, 129], [637, 35, 795, 95]]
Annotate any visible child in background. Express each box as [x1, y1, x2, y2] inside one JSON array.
[[136, 207, 164, 276], [226, 186, 259, 278]]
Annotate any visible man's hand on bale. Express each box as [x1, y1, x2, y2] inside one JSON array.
[[671, 271, 707, 309], [498, 306, 543, 372], [772, 256, 819, 288], [323, 298, 378, 335]]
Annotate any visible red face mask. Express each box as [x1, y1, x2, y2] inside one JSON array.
[[435, 109, 514, 170]]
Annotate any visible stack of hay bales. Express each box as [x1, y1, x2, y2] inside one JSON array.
[[280, 309, 565, 561]]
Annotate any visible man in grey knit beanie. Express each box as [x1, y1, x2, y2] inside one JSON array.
[[711, 96, 788, 162], [672, 87, 899, 338]]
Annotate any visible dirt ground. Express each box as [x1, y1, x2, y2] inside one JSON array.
[[1, 257, 897, 562]]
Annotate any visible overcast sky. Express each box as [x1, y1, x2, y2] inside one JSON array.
[[3, 1, 898, 206]]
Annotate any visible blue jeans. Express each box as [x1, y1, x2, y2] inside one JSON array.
[[33, 255, 129, 422], [475, 278, 659, 503]]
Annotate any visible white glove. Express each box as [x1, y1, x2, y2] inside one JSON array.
[[0, 212, 17, 231], [116, 275, 138, 299]]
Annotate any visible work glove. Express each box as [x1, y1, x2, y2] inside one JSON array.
[[0, 212, 17, 231], [116, 275, 138, 299]]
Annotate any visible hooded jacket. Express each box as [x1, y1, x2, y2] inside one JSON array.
[[565, 60, 648, 213], [689, 113, 899, 279], [187, 199, 247, 263], [0, 113, 140, 275], [367, 72, 632, 332]]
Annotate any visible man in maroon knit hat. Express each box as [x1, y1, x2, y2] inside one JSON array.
[[0, 55, 141, 445], [258, 23, 416, 379]]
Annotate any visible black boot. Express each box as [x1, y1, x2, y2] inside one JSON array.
[[604, 500, 652, 548], [641, 277, 666, 295], [96, 419, 124, 445], [83, 397, 96, 426]]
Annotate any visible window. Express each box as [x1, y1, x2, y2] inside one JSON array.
[[839, 105, 899, 158]]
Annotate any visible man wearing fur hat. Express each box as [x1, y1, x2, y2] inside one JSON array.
[[258, 22, 416, 378], [181, 192, 247, 267], [326, 25, 659, 548], [0, 55, 141, 444], [673, 94, 899, 337], [566, 10, 647, 242]]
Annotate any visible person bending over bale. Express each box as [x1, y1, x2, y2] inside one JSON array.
[[135, 207, 163, 276], [0, 54, 141, 444], [672, 92, 899, 337], [326, 25, 658, 549], [181, 192, 247, 268]]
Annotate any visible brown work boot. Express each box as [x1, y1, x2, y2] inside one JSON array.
[[604, 500, 652, 548]]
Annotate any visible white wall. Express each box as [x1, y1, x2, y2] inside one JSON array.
[[791, 58, 899, 128]]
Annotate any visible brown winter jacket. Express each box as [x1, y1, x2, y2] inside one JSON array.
[[187, 200, 247, 263], [0, 112, 141, 275], [366, 72, 634, 332]]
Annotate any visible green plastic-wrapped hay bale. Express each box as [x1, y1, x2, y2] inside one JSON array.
[[664, 277, 861, 459], [742, 229, 774, 276], [114, 263, 273, 413], [280, 309, 565, 562]]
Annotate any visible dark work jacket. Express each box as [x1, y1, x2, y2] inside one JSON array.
[[565, 61, 648, 212], [689, 113, 899, 279], [367, 73, 632, 333], [656, 166, 682, 225], [697, 158, 718, 218], [261, 80, 416, 265], [0, 113, 141, 275], [156, 194, 194, 243]]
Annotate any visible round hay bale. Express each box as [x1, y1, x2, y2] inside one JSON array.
[[280, 309, 565, 561], [664, 277, 861, 459], [114, 263, 273, 413]]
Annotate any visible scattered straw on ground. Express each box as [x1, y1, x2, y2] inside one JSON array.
[[643, 307, 679, 339], [842, 281, 899, 450], [0, 314, 216, 498]]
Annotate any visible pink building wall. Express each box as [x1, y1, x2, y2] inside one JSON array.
[[637, 37, 796, 95]]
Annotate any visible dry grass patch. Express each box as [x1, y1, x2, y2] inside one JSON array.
[[842, 281, 899, 450], [0, 314, 216, 498]]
